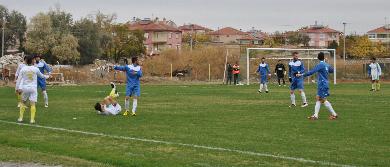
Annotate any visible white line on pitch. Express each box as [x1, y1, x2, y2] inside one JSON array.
[[0, 120, 356, 167]]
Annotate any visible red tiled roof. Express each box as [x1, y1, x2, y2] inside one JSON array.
[[208, 27, 248, 35], [178, 24, 212, 31], [367, 25, 390, 33], [128, 20, 181, 32], [299, 27, 340, 33]]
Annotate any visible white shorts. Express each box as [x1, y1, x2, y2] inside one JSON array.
[[371, 74, 380, 81], [22, 86, 38, 102]]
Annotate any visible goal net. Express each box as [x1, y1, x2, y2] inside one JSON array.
[[244, 48, 337, 85]]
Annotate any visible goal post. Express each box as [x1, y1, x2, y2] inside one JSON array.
[[245, 48, 337, 85]]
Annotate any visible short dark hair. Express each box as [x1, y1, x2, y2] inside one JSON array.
[[318, 52, 325, 61], [371, 57, 376, 61], [292, 52, 299, 56], [94, 103, 102, 112], [131, 57, 138, 63], [26, 55, 35, 65], [124, 58, 128, 65], [278, 59, 282, 62], [261, 57, 265, 60]]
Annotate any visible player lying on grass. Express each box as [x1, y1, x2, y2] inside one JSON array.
[[296, 52, 337, 120], [288, 52, 308, 108], [16, 55, 50, 124], [94, 83, 121, 115], [368, 57, 382, 91], [113, 57, 142, 116], [14, 56, 27, 108], [256, 57, 271, 93]]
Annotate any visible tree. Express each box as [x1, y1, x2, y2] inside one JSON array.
[[182, 33, 211, 47], [73, 18, 102, 64], [338, 35, 388, 58], [287, 32, 310, 47], [110, 24, 145, 62], [89, 11, 117, 58], [25, 11, 80, 64], [25, 13, 56, 56], [51, 34, 80, 63], [327, 40, 338, 50], [0, 5, 27, 54]]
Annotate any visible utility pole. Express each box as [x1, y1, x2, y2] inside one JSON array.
[[1, 15, 5, 57], [190, 24, 194, 52], [343, 23, 346, 63]]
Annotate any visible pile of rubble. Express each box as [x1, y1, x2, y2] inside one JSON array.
[[0, 53, 24, 69]]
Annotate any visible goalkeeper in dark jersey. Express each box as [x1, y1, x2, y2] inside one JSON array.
[[274, 60, 287, 86]]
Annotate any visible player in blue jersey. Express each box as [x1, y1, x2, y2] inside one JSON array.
[[297, 52, 338, 120], [256, 57, 271, 93], [288, 52, 308, 108], [34, 55, 52, 108], [113, 57, 142, 116]]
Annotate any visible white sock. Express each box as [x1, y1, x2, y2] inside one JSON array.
[[290, 94, 296, 105], [301, 91, 307, 104], [314, 101, 321, 118], [132, 99, 138, 113], [324, 101, 337, 116], [125, 99, 130, 111], [259, 84, 263, 92], [264, 83, 268, 91], [43, 90, 48, 105]]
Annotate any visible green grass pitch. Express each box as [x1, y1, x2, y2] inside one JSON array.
[[0, 83, 389, 167]]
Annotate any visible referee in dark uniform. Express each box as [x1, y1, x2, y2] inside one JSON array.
[[274, 60, 287, 86]]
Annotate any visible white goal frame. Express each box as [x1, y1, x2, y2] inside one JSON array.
[[246, 48, 337, 85]]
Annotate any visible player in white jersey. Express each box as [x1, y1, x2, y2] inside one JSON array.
[[14, 56, 27, 107], [94, 84, 122, 116], [16, 55, 50, 124], [368, 58, 382, 91]]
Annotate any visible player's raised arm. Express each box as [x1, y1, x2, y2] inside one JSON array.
[[113, 65, 128, 71], [44, 61, 52, 75], [302, 64, 321, 77], [35, 68, 49, 79]]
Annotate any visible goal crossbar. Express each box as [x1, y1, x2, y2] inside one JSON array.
[[246, 48, 337, 85]]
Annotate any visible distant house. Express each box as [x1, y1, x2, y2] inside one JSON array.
[[298, 22, 340, 48], [367, 24, 390, 43], [128, 18, 182, 55], [208, 27, 248, 44], [178, 24, 212, 35], [238, 29, 266, 45]]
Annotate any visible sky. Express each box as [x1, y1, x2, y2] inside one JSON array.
[[1, 0, 389, 34]]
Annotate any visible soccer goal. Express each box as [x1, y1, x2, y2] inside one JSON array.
[[245, 48, 337, 85]]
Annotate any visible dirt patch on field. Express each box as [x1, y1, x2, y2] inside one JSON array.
[[0, 162, 61, 167]]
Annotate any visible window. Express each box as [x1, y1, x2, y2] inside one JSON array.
[[377, 34, 387, 38], [368, 34, 376, 39], [320, 34, 325, 39], [169, 33, 172, 39], [144, 33, 149, 39], [176, 33, 179, 39]]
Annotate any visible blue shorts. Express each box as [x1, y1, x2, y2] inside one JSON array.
[[317, 87, 330, 98], [126, 85, 140, 97], [290, 77, 304, 90], [260, 75, 268, 84], [37, 79, 47, 90]]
